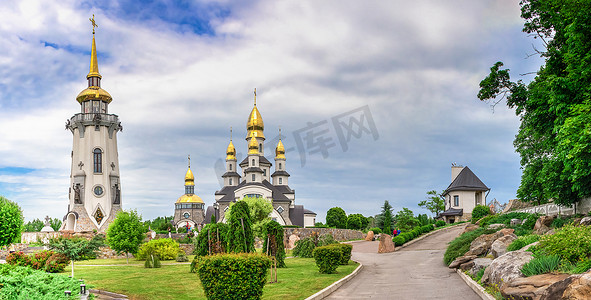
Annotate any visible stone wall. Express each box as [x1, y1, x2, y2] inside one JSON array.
[[283, 228, 364, 249], [21, 232, 61, 244]]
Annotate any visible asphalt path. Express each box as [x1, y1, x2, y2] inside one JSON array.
[[326, 225, 480, 300]]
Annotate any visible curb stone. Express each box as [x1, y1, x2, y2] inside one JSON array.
[[304, 261, 363, 300], [89, 289, 128, 299], [456, 269, 495, 300]]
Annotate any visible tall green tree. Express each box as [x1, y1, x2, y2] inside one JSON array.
[[395, 208, 418, 231], [346, 214, 366, 230], [0, 196, 23, 246], [241, 196, 273, 239], [48, 235, 105, 277], [326, 207, 347, 229], [226, 201, 255, 253], [106, 210, 146, 263], [49, 218, 62, 231], [418, 190, 445, 216], [380, 201, 393, 235], [23, 218, 43, 232], [478, 1, 591, 209]]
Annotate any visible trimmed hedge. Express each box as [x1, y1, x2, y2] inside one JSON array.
[[313, 245, 342, 274], [197, 253, 271, 300], [137, 238, 180, 260], [392, 236, 405, 246], [435, 220, 446, 227], [327, 243, 352, 265]]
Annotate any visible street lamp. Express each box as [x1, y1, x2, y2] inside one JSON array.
[[213, 202, 219, 223]]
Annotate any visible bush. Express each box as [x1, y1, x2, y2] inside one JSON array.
[[144, 253, 161, 268], [262, 220, 286, 268], [197, 253, 271, 300], [32, 250, 54, 269], [551, 217, 568, 229], [194, 223, 229, 256], [6, 251, 31, 267], [44, 253, 69, 273], [392, 236, 405, 246], [313, 245, 342, 274], [318, 234, 338, 246], [292, 237, 316, 258], [176, 252, 189, 262], [507, 234, 541, 252], [327, 243, 352, 265], [520, 255, 562, 276], [0, 196, 24, 246], [538, 224, 591, 263], [523, 214, 539, 230], [369, 227, 382, 234], [444, 227, 498, 265], [0, 264, 81, 298], [571, 257, 591, 274], [226, 201, 255, 253], [137, 238, 180, 260], [471, 205, 491, 223], [435, 220, 446, 227], [479, 212, 533, 227]]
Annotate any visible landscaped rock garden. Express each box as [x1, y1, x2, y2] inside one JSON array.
[[446, 212, 591, 299]]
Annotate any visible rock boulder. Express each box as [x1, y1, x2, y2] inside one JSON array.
[[488, 223, 505, 230], [481, 250, 533, 288], [365, 231, 374, 241], [510, 219, 522, 226], [378, 234, 395, 253], [580, 217, 591, 226], [449, 255, 477, 269], [563, 271, 591, 300], [500, 273, 571, 300], [469, 258, 493, 277], [491, 234, 517, 258], [533, 215, 555, 235], [462, 224, 479, 234]]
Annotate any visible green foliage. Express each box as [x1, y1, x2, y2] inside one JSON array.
[[416, 214, 431, 226], [392, 236, 405, 246], [521, 255, 562, 277], [444, 227, 498, 265], [144, 254, 162, 268], [538, 224, 591, 263], [571, 257, 591, 274], [471, 205, 491, 222], [241, 196, 273, 239], [194, 222, 229, 256], [395, 207, 417, 232], [507, 234, 541, 252], [523, 214, 539, 230], [23, 218, 43, 232], [0, 264, 81, 299], [326, 207, 347, 229], [435, 220, 446, 227], [176, 252, 189, 262], [6, 250, 68, 273], [380, 201, 393, 234], [313, 245, 342, 274], [369, 227, 382, 234], [478, 1, 591, 207], [197, 253, 271, 300], [49, 218, 62, 232], [346, 213, 366, 230], [551, 217, 568, 228], [318, 234, 338, 246], [479, 212, 533, 227], [328, 243, 353, 265], [106, 209, 146, 262], [137, 238, 180, 260], [226, 201, 255, 253], [144, 216, 174, 232], [292, 237, 316, 258], [418, 190, 445, 216], [262, 220, 286, 268], [0, 196, 23, 246], [47, 234, 104, 262], [43, 253, 69, 273], [475, 268, 486, 283]]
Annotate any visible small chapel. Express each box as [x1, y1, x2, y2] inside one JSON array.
[[172, 158, 205, 230], [203, 91, 316, 227]]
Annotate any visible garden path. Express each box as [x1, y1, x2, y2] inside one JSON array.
[[326, 224, 480, 300]]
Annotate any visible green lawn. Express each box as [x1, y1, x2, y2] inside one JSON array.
[[73, 257, 358, 300]]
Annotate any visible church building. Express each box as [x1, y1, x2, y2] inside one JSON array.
[[61, 17, 123, 232], [205, 92, 316, 227], [172, 158, 205, 230]]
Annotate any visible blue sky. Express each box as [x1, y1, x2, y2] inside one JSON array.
[[0, 0, 545, 223]]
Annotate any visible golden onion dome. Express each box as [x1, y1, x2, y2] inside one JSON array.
[[185, 168, 195, 186], [248, 136, 259, 155], [226, 140, 236, 160], [176, 194, 204, 204], [275, 140, 286, 159], [246, 105, 265, 139], [76, 86, 112, 103]]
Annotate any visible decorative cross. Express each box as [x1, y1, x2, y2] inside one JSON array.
[[44, 215, 51, 226], [78, 161, 84, 170], [254, 88, 257, 106], [188, 154, 191, 168], [89, 14, 98, 34], [230, 126, 233, 140]]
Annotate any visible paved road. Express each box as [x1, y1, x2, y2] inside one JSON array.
[[326, 225, 480, 300]]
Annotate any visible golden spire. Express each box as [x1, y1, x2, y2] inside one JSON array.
[[185, 155, 195, 186], [87, 14, 101, 79], [248, 136, 259, 155], [226, 128, 236, 160], [246, 88, 265, 139], [275, 128, 286, 159]]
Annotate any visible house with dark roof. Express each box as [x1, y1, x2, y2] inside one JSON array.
[[203, 93, 316, 227], [438, 165, 489, 223]]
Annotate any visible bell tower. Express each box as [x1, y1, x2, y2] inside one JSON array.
[[62, 15, 123, 232]]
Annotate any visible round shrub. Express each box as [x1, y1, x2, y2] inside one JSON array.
[[369, 227, 382, 234], [176, 252, 189, 262], [471, 205, 491, 223], [137, 238, 180, 260], [313, 245, 342, 274], [292, 237, 316, 258], [44, 253, 69, 273], [0, 196, 24, 247], [6, 252, 31, 267], [392, 236, 405, 246], [197, 253, 271, 300], [326, 207, 347, 229], [538, 224, 591, 263], [327, 243, 352, 265], [435, 220, 446, 227]]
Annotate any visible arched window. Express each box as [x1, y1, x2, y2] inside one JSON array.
[[252, 174, 255, 181], [229, 164, 232, 171], [259, 143, 262, 152], [279, 178, 283, 184], [252, 159, 255, 166], [279, 163, 282, 169], [93, 148, 102, 173], [229, 178, 233, 185]]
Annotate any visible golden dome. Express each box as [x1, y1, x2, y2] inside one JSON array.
[[248, 136, 259, 155], [76, 86, 112, 103], [275, 140, 286, 159], [246, 106, 265, 139], [176, 194, 204, 203], [185, 168, 195, 186], [226, 140, 236, 160]]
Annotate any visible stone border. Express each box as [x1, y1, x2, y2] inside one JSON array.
[[456, 269, 495, 300], [89, 289, 128, 299], [304, 261, 364, 300]]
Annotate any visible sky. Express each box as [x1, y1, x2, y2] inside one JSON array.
[[0, 0, 546, 223]]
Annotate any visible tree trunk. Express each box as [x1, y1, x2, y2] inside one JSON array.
[[126, 252, 129, 264], [71, 260, 74, 278]]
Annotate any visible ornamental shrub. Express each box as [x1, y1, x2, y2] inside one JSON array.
[[194, 223, 229, 256], [262, 220, 286, 268], [197, 253, 271, 300], [471, 205, 491, 223], [32, 250, 54, 269], [226, 201, 255, 253], [327, 243, 352, 265], [392, 236, 405, 246], [176, 252, 189, 262], [369, 227, 382, 234], [0, 196, 24, 246], [137, 238, 180, 260], [0, 264, 80, 299], [44, 253, 69, 273], [6, 251, 31, 267], [520, 255, 562, 276], [507, 234, 540, 252], [523, 214, 539, 230], [537, 224, 591, 263], [551, 217, 568, 229], [435, 220, 446, 227], [313, 245, 342, 274], [572, 257, 591, 274], [318, 234, 338, 246], [292, 237, 316, 258]]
